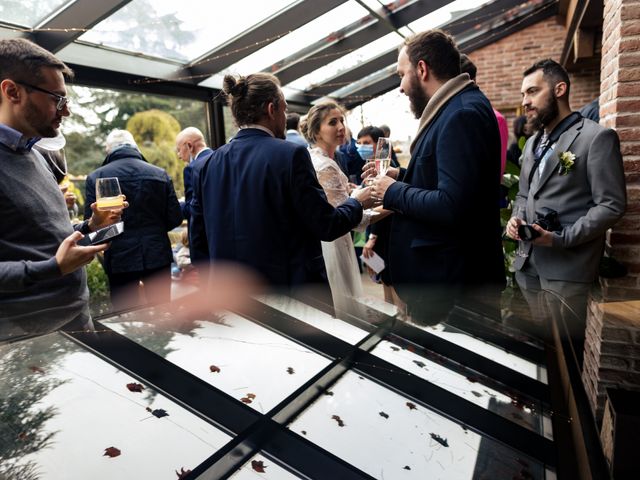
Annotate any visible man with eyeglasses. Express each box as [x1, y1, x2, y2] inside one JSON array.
[[0, 38, 124, 337]]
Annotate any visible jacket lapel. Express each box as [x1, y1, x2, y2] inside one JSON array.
[[532, 120, 582, 195]]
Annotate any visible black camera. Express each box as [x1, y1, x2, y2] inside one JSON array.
[[517, 208, 561, 241]]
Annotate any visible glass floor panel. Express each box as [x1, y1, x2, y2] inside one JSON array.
[[0, 332, 230, 480], [229, 452, 301, 479]]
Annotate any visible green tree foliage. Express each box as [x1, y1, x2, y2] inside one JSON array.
[[126, 109, 184, 196]]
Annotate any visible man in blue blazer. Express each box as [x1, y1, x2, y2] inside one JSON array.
[[192, 73, 373, 290], [370, 30, 505, 321]]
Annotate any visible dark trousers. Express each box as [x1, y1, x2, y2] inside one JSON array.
[[107, 266, 172, 312]]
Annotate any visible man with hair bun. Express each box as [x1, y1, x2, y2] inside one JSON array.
[[192, 73, 373, 299]]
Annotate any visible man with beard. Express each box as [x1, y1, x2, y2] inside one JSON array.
[[367, 30, 505, 323], [506, 59, 625, 366], [0, 38, 123, 336]]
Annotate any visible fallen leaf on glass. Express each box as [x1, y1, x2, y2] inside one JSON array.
[[413, 360, 426, 368], [104, 446, 121, 457], [241, 397, 252, 404], [390, 346, 400, 351], [209, 365, 221, 373], [29, 366, 45, 374], [430, 433, 449, 447], [246, 393, 256, 399], [301, 430, 307, 435], [176, 467, 191, 479], [403, 466, 411, 470], [286, 367, 295, 375], [379, 411, 389, 419], [471, 391, 482, 398], [331, 415, 345, 427], [127, 383, 144, 393], [251, 460, 267, 473], [406, 402, 417, 410], [323, 390, 334, 396], [146, 407, 169, 418]]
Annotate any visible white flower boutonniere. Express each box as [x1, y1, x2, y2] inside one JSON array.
[[558, 151, 576, 175]]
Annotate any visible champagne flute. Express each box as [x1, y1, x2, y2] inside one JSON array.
[[96, 177, 123, 211], [374, 137, 392, 177]]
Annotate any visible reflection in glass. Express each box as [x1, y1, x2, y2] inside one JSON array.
[[289, 371, 547, 479], [229, 453, 301, 479], [79, 0, 294, 62], [257, 295, 369, 345], [0, 0, 73, 28], [0, 333, 230, 479], [372, 340, 553, 440], [102, 308, 331, 412]]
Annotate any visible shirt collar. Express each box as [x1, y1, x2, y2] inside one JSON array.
[[240, 124, 275, 138], [193, 146, 211, 160], [0, 124, 41, 153]]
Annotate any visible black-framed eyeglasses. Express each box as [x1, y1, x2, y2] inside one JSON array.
[[15, 80, 68, 111]]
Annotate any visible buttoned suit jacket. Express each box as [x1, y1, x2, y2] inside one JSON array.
[[192, 128, 363, 287], [383, 85, 505, 304], [513, 117, 626, 282]]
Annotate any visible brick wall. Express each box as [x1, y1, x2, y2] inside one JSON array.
[[582, 0, 640, 422], [467, 17, 601, 126]]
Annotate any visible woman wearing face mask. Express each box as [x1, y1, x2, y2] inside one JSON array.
[[300, 103, 388, 317]]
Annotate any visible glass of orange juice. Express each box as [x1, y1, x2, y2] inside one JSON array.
[[96, 177, 123, 211]]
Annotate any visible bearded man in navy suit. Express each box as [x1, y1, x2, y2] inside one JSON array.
[[369, 30, 505, 322], [192, 73, 373, 295]]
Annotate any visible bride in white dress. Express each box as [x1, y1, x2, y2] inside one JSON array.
[[300, 101, 384, 317]]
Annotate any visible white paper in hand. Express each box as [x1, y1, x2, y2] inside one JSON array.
[[360, 251, 385, 274]]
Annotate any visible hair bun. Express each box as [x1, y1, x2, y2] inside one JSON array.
[[223, 75, 248, 98]]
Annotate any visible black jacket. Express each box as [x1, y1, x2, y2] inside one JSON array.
[[85, 145, 183, 274]]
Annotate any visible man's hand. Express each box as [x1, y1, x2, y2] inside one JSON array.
[[362, 162, 399, 182], [56, 231, 108, 275], [87, 195, 128, 231], [506, 217, 524, 240], [531, 224, 554, 246], [352, 186, 375, 210], [371, 175, 395, 202]]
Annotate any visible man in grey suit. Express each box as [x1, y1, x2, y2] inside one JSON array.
[[506, 59, 626, 365]]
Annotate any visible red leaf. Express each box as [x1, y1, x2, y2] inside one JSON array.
[[127, 383, 144, 392], [29, 366, 45, 374], [209, 365, 221, 373], [104, 446, 121, 457], [240, 397, 252, 404], [246, 393, 256, 399], [251, 460, 267, 473], [406, 402, 417, 410], [175, 467, 191, 479], [331, 414, 345, 427]]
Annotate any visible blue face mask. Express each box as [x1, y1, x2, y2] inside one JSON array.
[[356, 143, 374, 159]]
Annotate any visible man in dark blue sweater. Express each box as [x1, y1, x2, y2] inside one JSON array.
[[0, 38, 123, 336]]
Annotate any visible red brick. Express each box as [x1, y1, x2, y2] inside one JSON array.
[[602, 325, 635, 342], [600, 355, 632, 370]]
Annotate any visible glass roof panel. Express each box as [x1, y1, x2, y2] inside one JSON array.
[[0, 332, 230, 479], [79, 0, 295, 63], [258, 295, 369, 344], [289, 370, 546, 479], [0, 0, 73, 28], [216, 1, 369, 78], [101, 308, 332, 412], [230, 453, 301, 479], [408, 0, 493, 32], [287, 32, 403, 93], [372, 339, 553, 439]]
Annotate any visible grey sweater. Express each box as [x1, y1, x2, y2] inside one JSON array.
[[0, 143, 88, 323]]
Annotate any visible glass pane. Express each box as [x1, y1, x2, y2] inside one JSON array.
[[408, 0, 493, 33], [79, 0, 295, 62], [220, 1, 369, 78], [257, 295, 369, 344], [326, 63, 397, 100], [0, 332, 230, 479], [101, 307, 332, 412], [372, 339, 553, 440], [287, 32, 402, 92], [0, 0, 73, 28], [289, 370, 547, 479], [419, 322, 546, 382], [229, 453, 301, 479]]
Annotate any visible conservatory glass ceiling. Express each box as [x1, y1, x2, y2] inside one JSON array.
[[0, 0, 558, 109]]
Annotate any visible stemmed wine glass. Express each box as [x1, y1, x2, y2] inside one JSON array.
[[513, 205, 529, 258], [374, 137, 392, 178]]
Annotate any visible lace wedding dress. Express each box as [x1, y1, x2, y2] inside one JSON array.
[[309, 146, 375, 317]]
